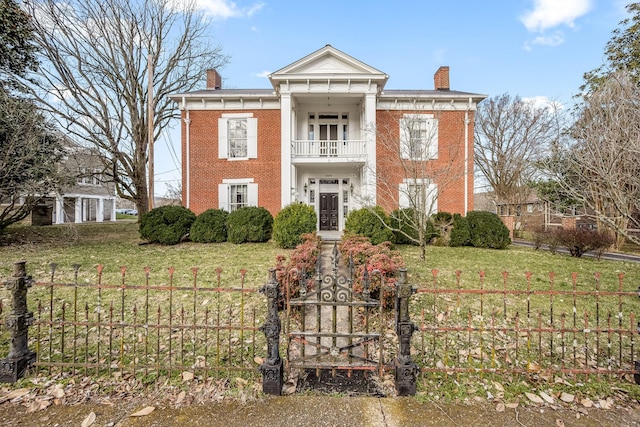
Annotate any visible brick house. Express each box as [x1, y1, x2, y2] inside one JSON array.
[[170, 45, 486, 232]]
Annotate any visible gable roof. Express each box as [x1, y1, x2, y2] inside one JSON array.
[[269, 45, 388, 90]]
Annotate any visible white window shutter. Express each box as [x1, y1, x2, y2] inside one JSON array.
[[427, 118, 439, 159], [247, 183, 258, 206], [247, 118, 258, 159], [218, 118, 228, 159], [398, 183, 410, 208], [218, 183, 229, 210], [399, 118, 410, 159]]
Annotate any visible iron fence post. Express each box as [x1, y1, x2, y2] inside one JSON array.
[[395, 268, 419, 396], [259, 268, 283, 395], [1, 261, 36, 383]]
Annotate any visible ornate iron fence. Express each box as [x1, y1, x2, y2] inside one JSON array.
[[411, 269, 640, 382], [1, 261, 268, 383], [2, 260, 639, 396]]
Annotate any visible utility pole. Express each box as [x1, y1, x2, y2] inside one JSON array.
[[147, 52, 154, 210]]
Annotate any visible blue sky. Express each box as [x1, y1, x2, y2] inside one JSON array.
[[156, 0, 630, 194]]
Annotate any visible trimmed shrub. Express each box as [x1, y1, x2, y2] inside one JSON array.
[[466, 210, 511, 249], [344, 206, 394, 245], [273, 203, 317, 248], [555, 227, 614, 258], [226, 206, 273, 244], [449, 213, 471, 247], [190, 209, 228, 243], [139, 205, 196, 245]]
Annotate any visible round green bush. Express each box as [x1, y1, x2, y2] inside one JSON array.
[[190, 209, 228, 243], [139, 205, 196, 245], [344, 206, 394, 245], [466, 210, 511, 249], [449, 213, 471, 247], [226, 206, 274, 244], [389, 208, 437, 246], [273, 203, 317, 248]]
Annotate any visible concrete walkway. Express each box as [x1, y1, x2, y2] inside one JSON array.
[[2, 395, 640, 426]]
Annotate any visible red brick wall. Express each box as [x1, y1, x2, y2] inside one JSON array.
[[181, 109, 282, 216], [375, 109, 474, 215]]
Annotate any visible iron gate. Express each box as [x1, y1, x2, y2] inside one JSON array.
[[285, 243, 385, 375]]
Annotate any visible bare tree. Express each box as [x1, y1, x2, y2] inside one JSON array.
[[163, 181, 182, 206], [0, 87, 68, 231], [474, 94, 560, 215], [25, 0, 228, 216], [555, 70, 640, 248], [362, 107, 470, 260]]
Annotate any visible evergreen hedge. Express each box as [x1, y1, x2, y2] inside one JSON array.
[[466, 210, 511, 249], [344, 206, 394, 245], [273, 203, 317, 248], [226, 206, 273, 244], [139, 205, 196, 245], [190, 208, 228, 243]]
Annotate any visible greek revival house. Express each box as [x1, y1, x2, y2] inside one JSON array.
[[170, 45, 485, 232]]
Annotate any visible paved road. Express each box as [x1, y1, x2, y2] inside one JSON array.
[[512, 240, 640, 263]]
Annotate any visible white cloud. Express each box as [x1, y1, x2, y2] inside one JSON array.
[[532, 31, 565, 47], [254, 70, 271, 78], [521, 0, 592, 32], [522, 96, 564, 111], [195, 0, 264, 20]]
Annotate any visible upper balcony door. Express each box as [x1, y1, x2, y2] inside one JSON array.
[[308, 114, 347, 157], [319, 123, 338, 157]]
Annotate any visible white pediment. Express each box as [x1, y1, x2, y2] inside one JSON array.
[[271, 45, 387, 80]]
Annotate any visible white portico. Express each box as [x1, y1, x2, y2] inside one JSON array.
[[269, 45, 387, 231]]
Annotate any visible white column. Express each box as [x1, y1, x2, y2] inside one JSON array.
[[280, 93, 292, 208], [363, 93, 377, 205], [55, 196, 65, 224], [96, 198, 104, 222], [110, 197, 117, 222], [74, 198, 83, 223]]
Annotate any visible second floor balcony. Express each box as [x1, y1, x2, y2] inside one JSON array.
[[291, 140, 367, 162]]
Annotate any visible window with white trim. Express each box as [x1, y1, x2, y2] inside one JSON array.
[[399, 179, 437, 215], [400, 114, 438, 160], [218, 179, 258, 212], [218, 114, 258, 160]]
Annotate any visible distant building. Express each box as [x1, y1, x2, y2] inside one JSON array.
[[34, 144, 117, 225]]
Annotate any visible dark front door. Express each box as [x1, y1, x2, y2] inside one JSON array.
[[319, 193, 338, 231]]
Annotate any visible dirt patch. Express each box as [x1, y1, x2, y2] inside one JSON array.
[[296, 368, 387, 396]]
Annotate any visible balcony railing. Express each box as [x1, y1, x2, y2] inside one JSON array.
[[291, 140, 367, 159]]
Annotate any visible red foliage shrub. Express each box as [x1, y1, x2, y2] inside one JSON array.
[[275, 232, 320, 304], [339, 233, 404, 309]]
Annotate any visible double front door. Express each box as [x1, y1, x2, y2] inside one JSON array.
[[319, 193, 338, 231]]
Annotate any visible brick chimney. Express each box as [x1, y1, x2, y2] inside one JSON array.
[[206, 69, 222, 90], [434, 66, 450, 91]]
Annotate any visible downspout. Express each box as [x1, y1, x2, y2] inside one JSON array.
[[183, 97, 191, 209], [464, 98, 471, 215]]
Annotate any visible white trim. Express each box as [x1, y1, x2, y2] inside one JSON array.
[[222, 112, 254, 118], [222, 178, 255, 184]]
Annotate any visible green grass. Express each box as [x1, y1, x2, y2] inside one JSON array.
[[0, 222, 289, 287], [1, 223, 640, 402]]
